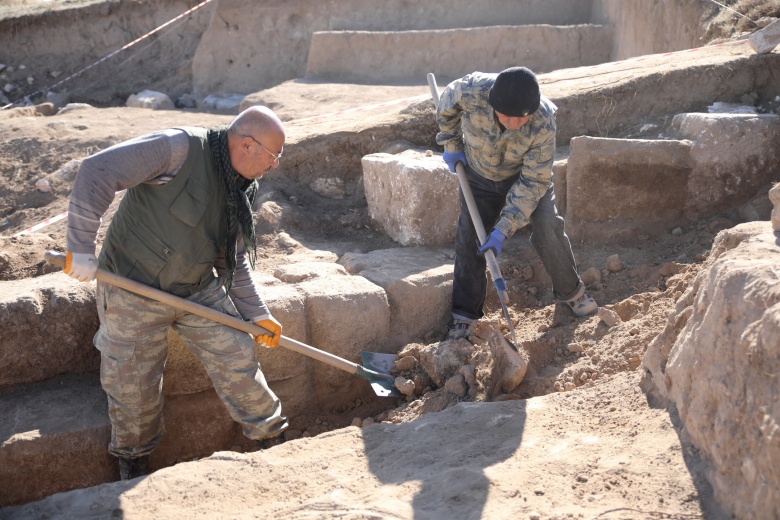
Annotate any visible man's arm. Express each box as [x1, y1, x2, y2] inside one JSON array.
[[66, 130, 188, 255], [435, 78, 467, 153], [494, 129, 555, 238], [218, 237, 270, 321], [221, 239, 281, 348]]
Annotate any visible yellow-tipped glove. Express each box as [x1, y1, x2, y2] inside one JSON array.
[[252, 315, 282, 348], [65, 251, 99, 282]]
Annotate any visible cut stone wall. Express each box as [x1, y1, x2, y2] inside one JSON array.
[[563, 114, 780, 242], [0, 250, 456, 505], [0, 275, 99, 387], [642, 221, 780, 519], [0, 373, 245, 506], [591, 0, 714, 60], [305, 25, 613, 84]]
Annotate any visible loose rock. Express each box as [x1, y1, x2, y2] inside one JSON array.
[[598, 307, 621, 327], [606, 254, 623, 272], [444, 374, 468, 397], [394, 376, 415, 397], [394, 355, 418, 371]]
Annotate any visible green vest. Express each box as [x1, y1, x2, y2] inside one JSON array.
[[99, 127, 226, 297]]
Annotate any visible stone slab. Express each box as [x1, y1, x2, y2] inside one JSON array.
[[339, 247, 454, 348], [362, 150, 458, 246], [671, 113, 780, 219], [0, 274, 99, 389], [565, 136, 694, 241]]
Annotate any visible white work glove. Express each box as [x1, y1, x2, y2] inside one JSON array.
[[251, 314, 282, 348], [65, 252, 98, 282]]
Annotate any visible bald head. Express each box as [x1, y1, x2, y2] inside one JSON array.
[[227, 106, 286, 180], [229, 105, 285, 140]]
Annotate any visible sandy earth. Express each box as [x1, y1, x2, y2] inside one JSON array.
[[0, 78, 739, 518], [0, 372, 727, 520], [2, 7, 775, 515]]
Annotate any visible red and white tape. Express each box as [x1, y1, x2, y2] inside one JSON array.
[[12, 212, 68, 237]]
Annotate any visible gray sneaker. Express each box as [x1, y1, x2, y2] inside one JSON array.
[[448, 318, 474, 340], [564, 287, 598, 317]]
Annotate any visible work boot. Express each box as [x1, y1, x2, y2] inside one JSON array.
[[117, 455, 150, 481], [254, 416, 289, 450], [563, 285, 598, 317], [254, 433, 287, 451], [448, 317, 475, 340]]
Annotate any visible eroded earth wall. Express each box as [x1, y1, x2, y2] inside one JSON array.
[[0, 0, 211, 105], [191, 0, 595, 95], [643, 221, 780, 519], [591, 0, 715, 59]]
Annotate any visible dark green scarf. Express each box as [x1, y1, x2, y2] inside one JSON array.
[[207, 126, 258, 292]]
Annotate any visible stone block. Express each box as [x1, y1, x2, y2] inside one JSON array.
[[254, 282, 311, 382], [769, 183, 780, 232], [565, 136, 694, 241], [126, 90, 174, 110], [671, 113, 780, 219], [749, 18, 780, 54], [0, 274, 99, 389], [362, 150, 458, 246], [339, 247, 454, 348], [552, 157, 567, 215], [273, 262, 348, 283], [297, 274, 391, 405]]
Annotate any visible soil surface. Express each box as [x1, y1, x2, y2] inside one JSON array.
[[2, 8, 776, 513], [0, 76, 737, 518]]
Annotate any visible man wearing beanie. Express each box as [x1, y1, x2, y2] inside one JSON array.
[[435, 66, 597, 340]]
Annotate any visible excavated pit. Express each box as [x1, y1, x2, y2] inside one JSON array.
[[1, 0, 779, 514]]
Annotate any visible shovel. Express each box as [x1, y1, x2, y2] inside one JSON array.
[[427, 73, 520, 351], [45, 251, 401, 397]]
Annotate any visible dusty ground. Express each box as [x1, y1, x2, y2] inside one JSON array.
[[2, 2, 777, 515], [0, 77, 742, 518]]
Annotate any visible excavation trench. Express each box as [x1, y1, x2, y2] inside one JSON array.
[[0, 7, 779, 507]]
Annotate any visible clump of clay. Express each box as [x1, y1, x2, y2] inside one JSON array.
[[394, 376, 415, 396]]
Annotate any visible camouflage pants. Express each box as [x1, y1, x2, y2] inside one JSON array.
[[94, 278, 287, 459]]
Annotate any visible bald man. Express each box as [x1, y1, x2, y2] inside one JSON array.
[[64, 106, 289, 480]]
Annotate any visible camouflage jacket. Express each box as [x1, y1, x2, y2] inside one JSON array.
[[436, 71, 557, 237]]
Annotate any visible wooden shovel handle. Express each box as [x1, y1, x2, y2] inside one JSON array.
[[45, 251, 362, 376]]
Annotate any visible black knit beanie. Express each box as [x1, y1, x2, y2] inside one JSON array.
[[488, 67, 541, 117]]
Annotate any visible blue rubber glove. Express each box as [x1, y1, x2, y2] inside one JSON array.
[[478, 229, 506, 258], [442, 151, 468, 173]]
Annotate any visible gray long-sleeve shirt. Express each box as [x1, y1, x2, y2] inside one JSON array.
[[66, 129, 270, 321]]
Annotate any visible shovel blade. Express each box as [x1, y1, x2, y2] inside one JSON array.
[[361, 352, 402, 397]]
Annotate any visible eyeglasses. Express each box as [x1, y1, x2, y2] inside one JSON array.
[[243, 134, 283, 163]]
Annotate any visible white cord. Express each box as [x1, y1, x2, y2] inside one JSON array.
[[706, 0, 757, 24]]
